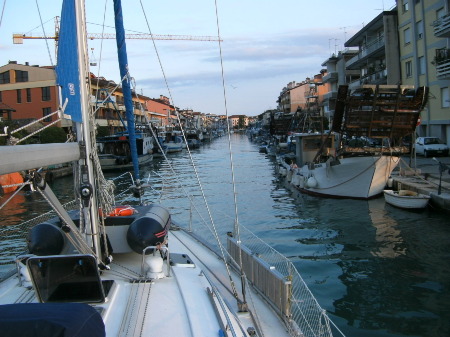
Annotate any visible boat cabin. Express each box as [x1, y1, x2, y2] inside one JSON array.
[[292, 133, 336, 166]]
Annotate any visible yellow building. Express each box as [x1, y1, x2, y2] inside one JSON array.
[[397, 0, 450, 144]]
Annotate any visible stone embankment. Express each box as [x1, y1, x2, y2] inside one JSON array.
[[390, 156, 450, 212]]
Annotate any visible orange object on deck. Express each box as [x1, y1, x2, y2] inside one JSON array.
[[99, 206, 136, 217], [0, 172, 24, 194]]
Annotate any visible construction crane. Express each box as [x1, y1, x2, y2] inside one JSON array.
[[13, 32, 222, 43], [13, 16, 221, 43], [13, 17, 221, 63]]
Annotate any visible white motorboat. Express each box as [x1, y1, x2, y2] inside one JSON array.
[[383, 189, 431, 209], [97, 130, 154, 170], [0, 1, 340, 337]]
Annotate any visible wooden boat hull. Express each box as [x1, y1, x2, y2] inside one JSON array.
[[383, 189, 430, 209]]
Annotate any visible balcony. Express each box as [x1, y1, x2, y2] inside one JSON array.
[[347, 68, 387, 90], [322, 71, 338, 83], [346, 37, 385, 69], [435, 48, 450, 79], [433, 13, 450, 38], [323, 91, 337, 101]]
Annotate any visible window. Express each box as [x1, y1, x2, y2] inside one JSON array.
[[0, 71, 10, 84], [441, 87, 449, 108], [402, 0, 409, 12], [405, 60, 412, 78], [416, 21, 424, 39], [404, 27, 411, 45], [0, 91, 2, 102], [43, 107, 52, 122], [42, 87, 51, 101], [15, 70, 28, 83], [418, 56, 426, 75], [26, 88, 32, 102], [17, 89, 22, 103]]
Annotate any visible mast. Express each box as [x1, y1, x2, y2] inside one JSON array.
[[113, 0, 141, 186], [74, 0, 103, 259]]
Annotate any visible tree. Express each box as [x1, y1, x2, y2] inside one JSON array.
[[0, 121, 32, 145], [40, 126, 67, 143], [238, 115, 245, 129]]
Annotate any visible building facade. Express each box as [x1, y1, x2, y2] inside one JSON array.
[[321, 50, 360, 121], [0, 61, 171, 135], [0, 61, 63, 127], [344, 10, 401, 90], [397, 0, 450, 144]]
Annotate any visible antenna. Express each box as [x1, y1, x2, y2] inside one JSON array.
[[340, 26, 348, 44]]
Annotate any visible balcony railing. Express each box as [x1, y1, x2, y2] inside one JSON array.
[[322, 71, 338, 83], [323, 91, 337, 100], [346, 36, 385, 68], [434, 48, 450, 79], [347, 68, 387, 89], [433, 13, 450, 38]]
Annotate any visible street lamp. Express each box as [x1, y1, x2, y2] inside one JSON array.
[[433, 157, 450, 195]]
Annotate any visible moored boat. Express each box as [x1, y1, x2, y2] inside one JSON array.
[[291, 85, 428, 199], [0, 1, 341, 337], [97, 129, 154, 170], [383, 189, 431, 209]]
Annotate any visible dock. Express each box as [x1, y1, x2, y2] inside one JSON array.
[[389, 157, 450, 213]]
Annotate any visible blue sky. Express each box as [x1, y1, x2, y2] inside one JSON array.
[[0, 0, 397, 116]]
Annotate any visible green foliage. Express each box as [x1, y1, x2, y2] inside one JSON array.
[[0, 121, 33, 145], [40, 126, 67, 143], [238, 115, 245, 129]]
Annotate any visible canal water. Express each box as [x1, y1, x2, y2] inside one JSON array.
[[1, 133, 449, 337]]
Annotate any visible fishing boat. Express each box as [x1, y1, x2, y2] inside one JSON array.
[[291, 85, 428, 199], [383, 189, 431, 209], [158, 130, 183, 153], [0, 1, 342, 337], [97, 128, 154, 170]]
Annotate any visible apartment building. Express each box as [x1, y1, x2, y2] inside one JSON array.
[[0, 61, 170, 135], [277, 75, 329, 115], [321, 50, 360, 121], [0, 61, 65, 127], [344, 10, 401, 90], [277, 81, 307, 114], [397, 0, 450, 144]]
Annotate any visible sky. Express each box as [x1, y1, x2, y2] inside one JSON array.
[[0, 0, 397, 116]]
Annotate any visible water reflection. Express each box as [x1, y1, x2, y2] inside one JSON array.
[[368, 198, 406, 258], [0, 134, 449, 337]]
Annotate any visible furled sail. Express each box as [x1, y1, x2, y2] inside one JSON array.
[[55, 0, 82, 123]]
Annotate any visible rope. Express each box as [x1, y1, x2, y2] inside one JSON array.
[[399, 157, 450, 192], [304, 155, 400, 190]]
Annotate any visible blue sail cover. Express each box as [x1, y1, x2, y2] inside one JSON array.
[[114, 0, 140, 180], [55, 0, 83, 123]]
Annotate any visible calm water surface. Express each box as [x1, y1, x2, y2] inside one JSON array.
[[1, 133, 449, 337]]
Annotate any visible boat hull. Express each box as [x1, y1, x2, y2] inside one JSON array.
[[294, 156, 400, 199], [98, 153, 153, 171], [383, 189, 430, 209]]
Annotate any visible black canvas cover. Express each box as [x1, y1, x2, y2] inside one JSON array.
[[0, 303, 105, 337]]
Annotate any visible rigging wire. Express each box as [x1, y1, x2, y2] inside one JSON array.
[[212, 0, 254, 315], [34, 0, 54, 66], [137, 0, 241, 301], [0, 0, 6, 29]]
